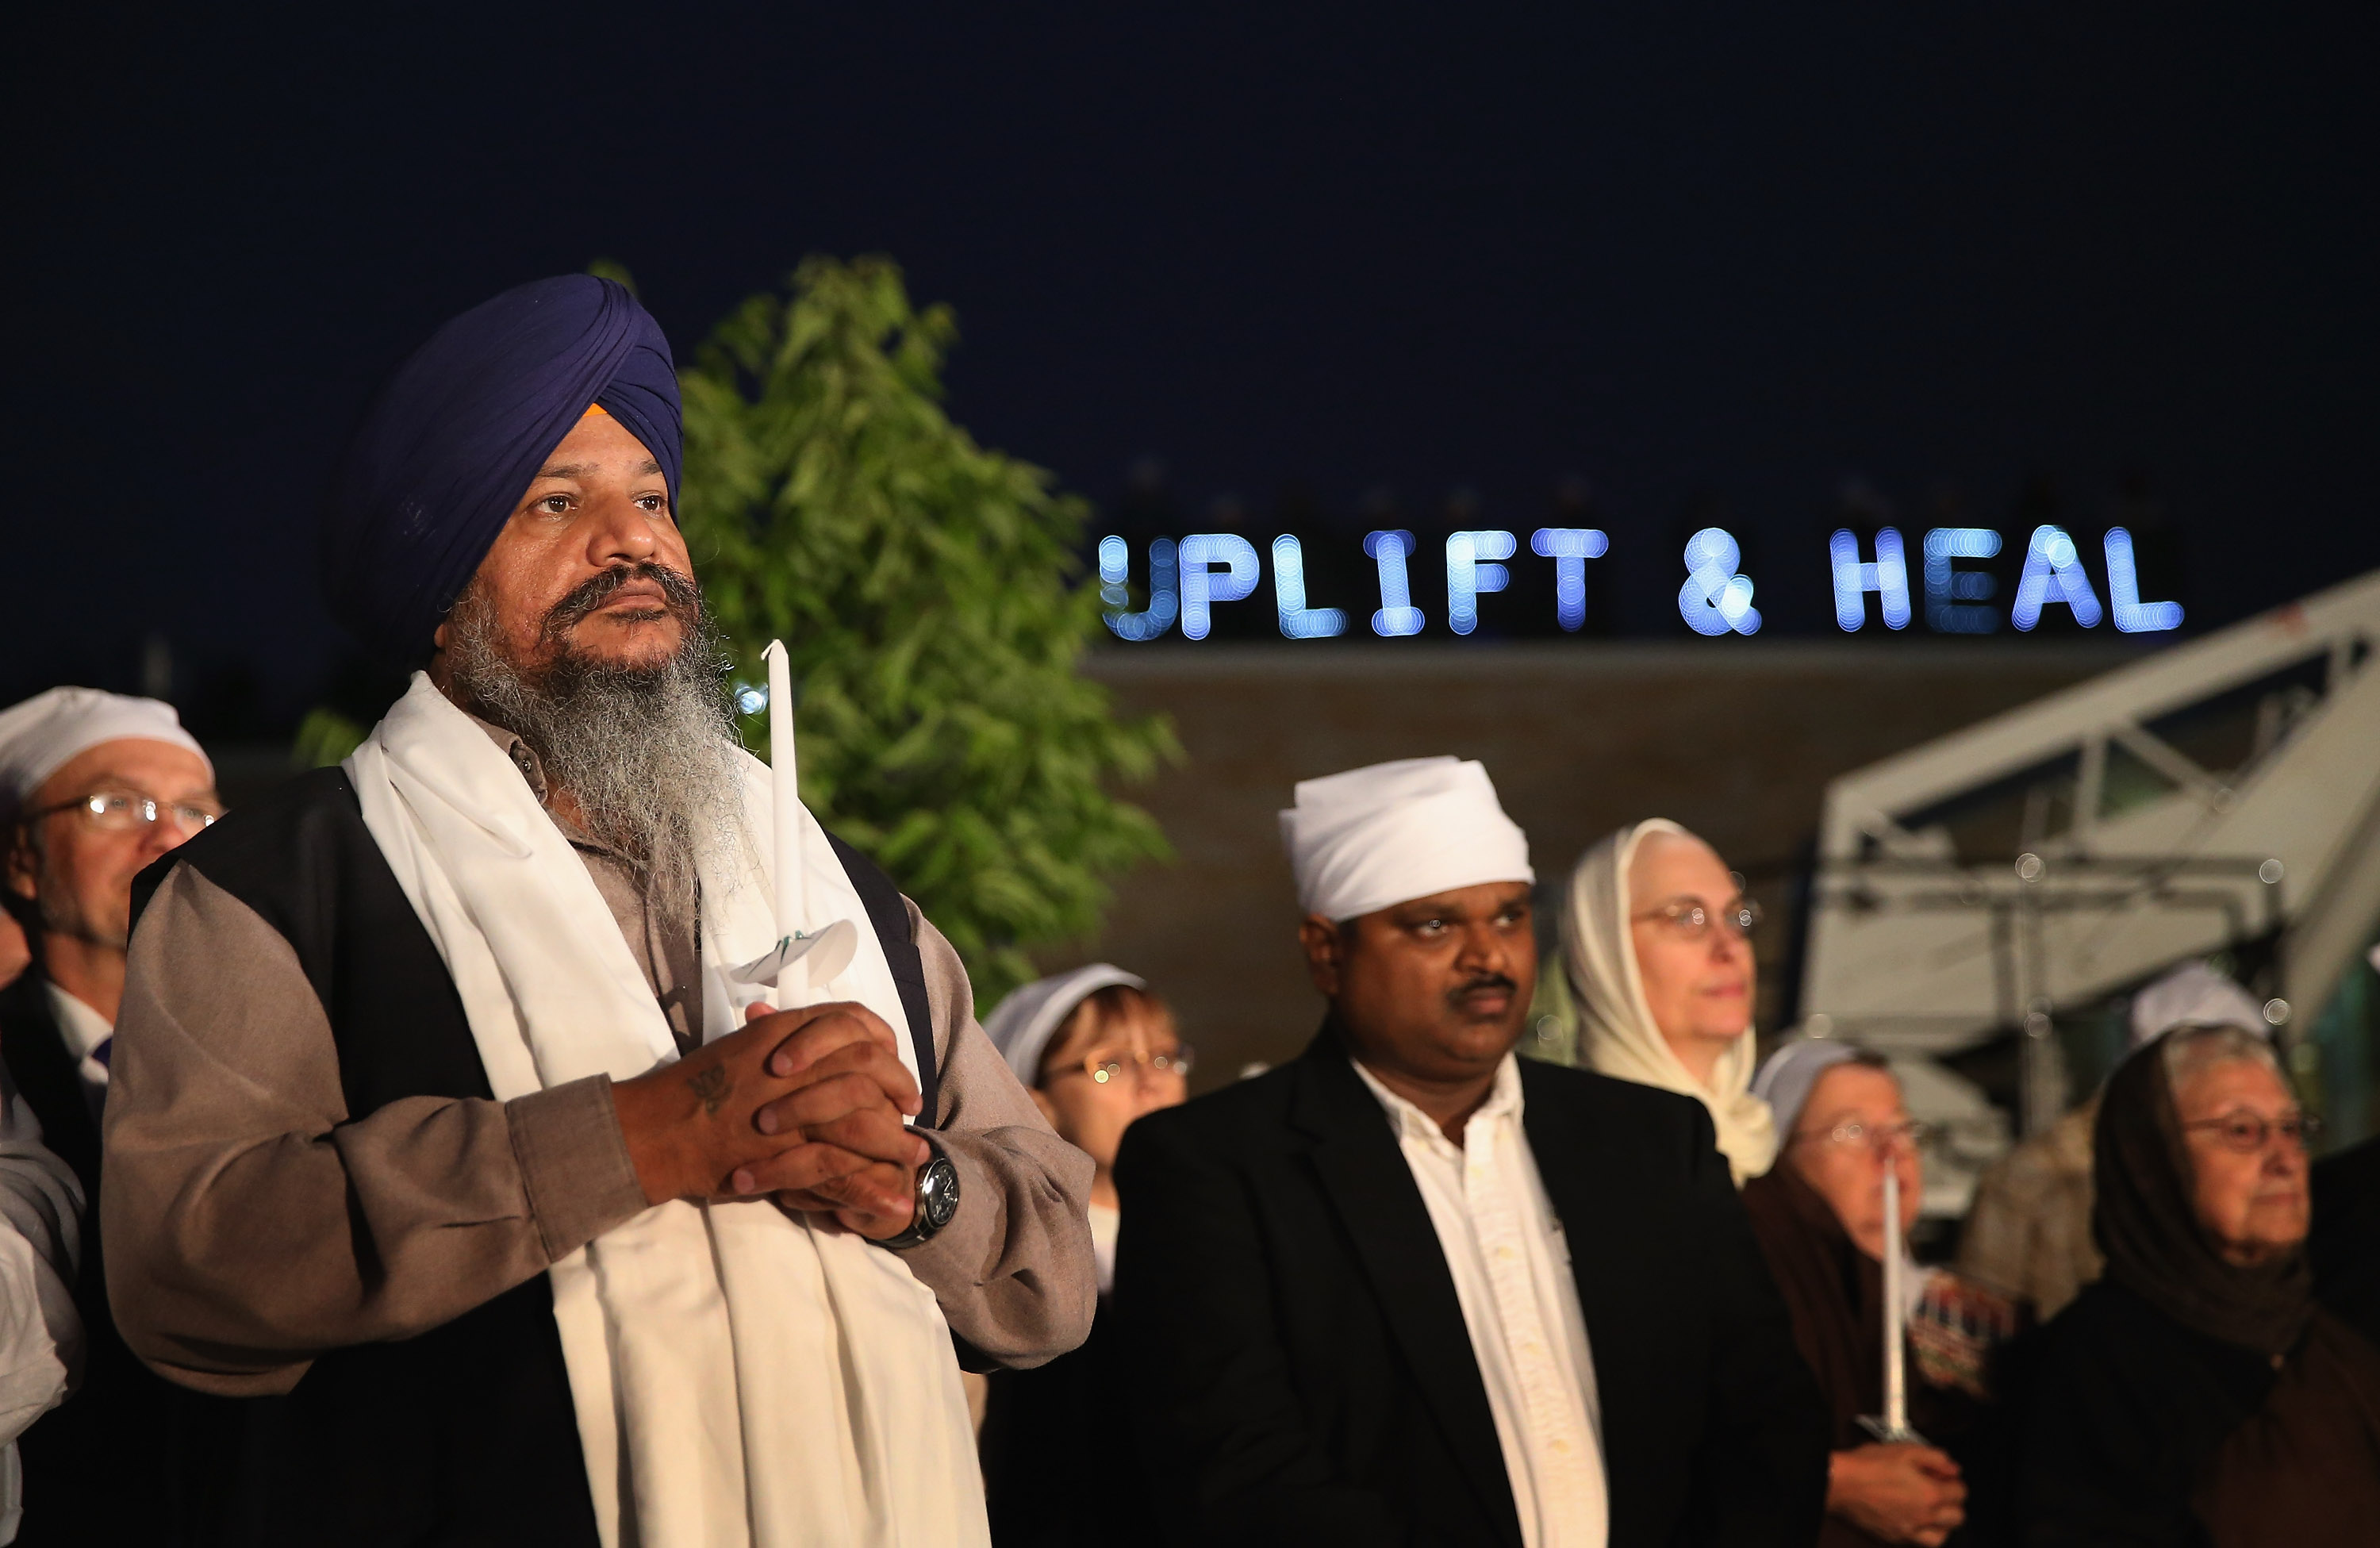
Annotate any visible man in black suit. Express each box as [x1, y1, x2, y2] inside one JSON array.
[[0, 686, 221, 1542], [1116, 757, 1827, 1546]]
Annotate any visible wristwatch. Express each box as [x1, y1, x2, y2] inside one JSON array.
[[878, 1150, 960, 1250]]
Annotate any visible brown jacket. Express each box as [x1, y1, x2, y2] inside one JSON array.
[[102, 755, 1094, 1397]]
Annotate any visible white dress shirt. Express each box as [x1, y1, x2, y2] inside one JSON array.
[[1353, 1054, 1609, 1548], [39, 984, 110, 1121], [1088, 1201, 1120, 1296]]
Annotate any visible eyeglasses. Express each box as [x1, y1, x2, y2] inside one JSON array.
[[2183, 1112, 2322, 1154], [1058, 1044, 1197, 1086], [22, 788, 222, 835], [1632, 897, 1762, 941], [1793, 1118, 1931, 1154]]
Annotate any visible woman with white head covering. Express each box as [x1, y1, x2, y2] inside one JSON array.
[[975, 964, 1191, 1547], [1561, 819, 1776, 1184], [982, 963, 1192, 1295], [1956, 958, 2270, 1321], [1746, 1040, 1977, 1548]]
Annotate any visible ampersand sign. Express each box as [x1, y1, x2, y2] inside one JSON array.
[[1678, 527, 1762, 636]]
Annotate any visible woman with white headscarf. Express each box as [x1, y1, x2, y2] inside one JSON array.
[[973, 965, 1192, 1548], [1561, 819, 1778, 1184]]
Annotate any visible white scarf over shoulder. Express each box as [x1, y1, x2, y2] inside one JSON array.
[[346, 674, 986, 1548], [1561, 819, 1777, 1186]]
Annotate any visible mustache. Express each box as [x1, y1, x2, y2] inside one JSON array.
[[543, 563, 702, 636], [1446, 973, 1519, 1008]]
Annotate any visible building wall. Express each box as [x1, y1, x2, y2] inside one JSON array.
[[1073, 640, 2150, 1087]]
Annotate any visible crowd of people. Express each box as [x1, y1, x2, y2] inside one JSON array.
[[0, 273, 2373, 1546]]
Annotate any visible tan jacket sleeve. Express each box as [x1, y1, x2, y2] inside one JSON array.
[[892, 900, 1096, 1369], [102, 863, 649, 1396]]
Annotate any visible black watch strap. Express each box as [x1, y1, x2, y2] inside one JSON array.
[[879, 1150, 960, 1251]]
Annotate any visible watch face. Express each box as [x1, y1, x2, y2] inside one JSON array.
[[922, 1157, 961, 1230]]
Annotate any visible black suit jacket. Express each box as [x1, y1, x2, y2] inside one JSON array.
[[1114, 1031, 1828, 1548], [2312, 1133, 2380, 1348], [0, 974, 192, 1543]]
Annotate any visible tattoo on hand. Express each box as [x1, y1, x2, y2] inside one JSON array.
[[686, 1064, 731, 1116]]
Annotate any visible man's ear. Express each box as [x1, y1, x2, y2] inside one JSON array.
[[2, 832, 39, 904], [425, 620, 456, 692], [1297, 914, 1345, 998]]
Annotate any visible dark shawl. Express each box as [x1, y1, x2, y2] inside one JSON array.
[[2014, 1035, 2380, 1545], [1741, 1161, 1888, 1453], [1743, 1162, 1984, 1548], [2310, 1132, 2380, 1350], [2092, 1033, 2310, 1357], [321, 274, 681, 666]]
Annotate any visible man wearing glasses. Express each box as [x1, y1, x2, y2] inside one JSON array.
[[1115, 757, 1827, 1546], [0, 686, 218, 1543]]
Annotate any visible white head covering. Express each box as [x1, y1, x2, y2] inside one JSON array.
[[0, 687, 210, 820], [2129, 960, 2269, 1048], [1754, 1037, 1929, 1312], [1279, 756, 1533, 921], [1752, 1038, 1871, 1138], [981, 963, 1148, 1085], [1561, 818, 1778, 1185]]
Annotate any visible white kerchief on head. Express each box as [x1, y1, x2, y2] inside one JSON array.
[[1751, 1038, 1868, 1139], [0, 688, 210, 816], [1560, 818, 1779, 1185], [1280, 757, 1533, 921], [1753, 1036, 1931, 1314], [2129, 960, 2268, 1049], [983, 964, 1148, 1085]]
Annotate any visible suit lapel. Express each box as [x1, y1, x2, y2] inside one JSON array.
[[1518, 1062, 1653, 1483], [1290, 1038, 1525, 1548], [1518, 1062, 1620, 1320]]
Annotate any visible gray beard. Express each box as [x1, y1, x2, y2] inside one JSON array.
[[443, 590, 747, 925]]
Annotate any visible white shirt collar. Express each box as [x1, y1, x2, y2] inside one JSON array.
[[42, 979, 113, 1063], [1351, 1050, 1526, 1147]]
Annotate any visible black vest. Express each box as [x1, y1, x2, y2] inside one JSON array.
[[106, 766, 939, 1546], [0, 974, 187, 1546]]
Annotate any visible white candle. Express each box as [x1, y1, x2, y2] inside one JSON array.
[[763, 640, 810, 1008], [1882, 1163, 1907, 1436]]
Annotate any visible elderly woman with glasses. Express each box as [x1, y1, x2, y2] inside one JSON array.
[[2017, 1024, 2380, 1546], [973, 964, 1192, 1547], [1741, 1040, 1979, 1548], [1555, 819, 1778, 1183]]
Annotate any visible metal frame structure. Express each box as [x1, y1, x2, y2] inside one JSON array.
[[1798, 570, 2380, 1203]]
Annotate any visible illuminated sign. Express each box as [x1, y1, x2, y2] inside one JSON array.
[[1096, 523, 2184, 642]]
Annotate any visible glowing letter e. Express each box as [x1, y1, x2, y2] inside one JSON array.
[[1178, 533, 1259, 640]]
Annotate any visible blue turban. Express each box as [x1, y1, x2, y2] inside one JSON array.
[[322, 275, 682, 664]]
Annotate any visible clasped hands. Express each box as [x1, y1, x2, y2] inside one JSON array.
[[612, 1000, 927, 1240]]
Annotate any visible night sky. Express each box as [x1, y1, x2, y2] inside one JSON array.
[[13, 5, 2378, 732]]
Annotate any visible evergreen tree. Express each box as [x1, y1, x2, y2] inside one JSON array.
[[678, 256, 1177, 1003]]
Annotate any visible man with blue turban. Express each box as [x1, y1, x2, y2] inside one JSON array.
[[98, 276, 1094, 1546]]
